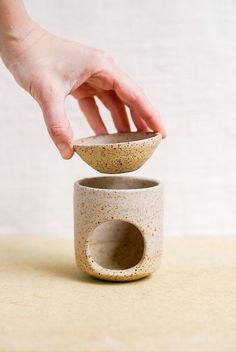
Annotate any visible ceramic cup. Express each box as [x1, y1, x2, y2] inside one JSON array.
[[74, 176, 163, 281]]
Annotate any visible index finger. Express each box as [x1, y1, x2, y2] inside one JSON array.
[[112, 70, 167, 138]]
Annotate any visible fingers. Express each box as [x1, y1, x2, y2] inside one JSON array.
[[112, 70, 167, 138], [40, 96, 74, 159], [78, 97, 107, 135], [130, 107, 151, 132], [97, 91, 130, 132]]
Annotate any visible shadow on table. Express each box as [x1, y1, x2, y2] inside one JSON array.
[[1, 236, 149, 286]]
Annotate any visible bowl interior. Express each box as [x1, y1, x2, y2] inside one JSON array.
[[74, 132, 159, 147]]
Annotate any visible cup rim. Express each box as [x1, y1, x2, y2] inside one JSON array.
[[74, 176, 162, 192]]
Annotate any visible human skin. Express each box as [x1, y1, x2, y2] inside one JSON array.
[[0, 0, 166, 159]]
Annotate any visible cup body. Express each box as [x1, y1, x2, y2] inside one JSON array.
[[74, 176, 163, 281]]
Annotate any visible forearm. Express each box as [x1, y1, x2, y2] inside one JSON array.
[[0, 0, 34, 61]]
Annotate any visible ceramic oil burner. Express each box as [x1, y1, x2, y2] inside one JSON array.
[[74, 176, 163, 281]]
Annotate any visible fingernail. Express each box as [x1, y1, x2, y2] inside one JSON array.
[[57, 143, 73, 159], [162, 129, 167, 139]]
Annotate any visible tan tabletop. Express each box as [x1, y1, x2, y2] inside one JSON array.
[[0, 236, 236, 352]]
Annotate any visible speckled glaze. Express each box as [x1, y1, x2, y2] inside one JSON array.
[[74, 176, 163, 281], [73, 132, 162, 174]]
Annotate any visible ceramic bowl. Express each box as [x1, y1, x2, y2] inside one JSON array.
[[74, 176, 163, 281], [73, 132, 162, 174]]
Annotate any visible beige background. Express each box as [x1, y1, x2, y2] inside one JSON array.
[[0, 0, 235, 236]]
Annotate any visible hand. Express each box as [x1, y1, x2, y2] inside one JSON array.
[[1, 21, 166, 159]]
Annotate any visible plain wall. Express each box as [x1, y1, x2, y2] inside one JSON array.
[[0, 0, 235, 236]]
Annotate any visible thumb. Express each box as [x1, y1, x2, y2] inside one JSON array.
[[40, 95, 74, 159]]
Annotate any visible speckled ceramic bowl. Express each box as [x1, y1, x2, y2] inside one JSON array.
[[73, 132, 162, 174], [74, 176, 163, 282]]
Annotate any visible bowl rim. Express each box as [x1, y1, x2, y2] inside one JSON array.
[[73, 131, 162, 148]]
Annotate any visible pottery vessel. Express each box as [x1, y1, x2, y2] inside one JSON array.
[[74, 176, 163, 281], [73, 132, 162, 174]]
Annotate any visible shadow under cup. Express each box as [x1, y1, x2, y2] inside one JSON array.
[[74, 176, 163, 282]]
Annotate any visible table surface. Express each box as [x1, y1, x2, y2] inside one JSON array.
[[0, 236, 236, 352]]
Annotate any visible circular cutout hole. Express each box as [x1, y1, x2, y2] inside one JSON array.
[[88, 220, 144, 270]]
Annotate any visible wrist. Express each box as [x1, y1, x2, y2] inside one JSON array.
[[0, 0, 32, 49], [0, 16, 33, 43], [0, 19, 44, 71]]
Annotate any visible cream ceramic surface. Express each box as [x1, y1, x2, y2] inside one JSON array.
[[73, 132, 162, 174], [74, 176, 163, 281]]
